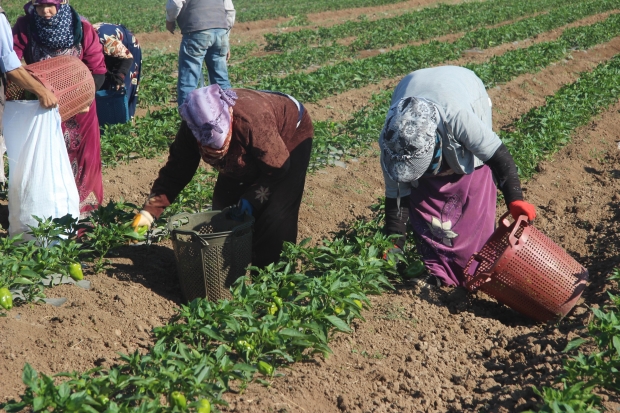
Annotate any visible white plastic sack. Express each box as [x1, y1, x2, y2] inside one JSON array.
[[4, 101, 79, 239]]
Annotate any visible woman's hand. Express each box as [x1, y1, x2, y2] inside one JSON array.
[[509, 200, 536, 221], [37, 88, 58, 109], [131, 210, 154, 229]]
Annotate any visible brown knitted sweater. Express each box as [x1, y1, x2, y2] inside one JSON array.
[[143, 89, 313, 218]]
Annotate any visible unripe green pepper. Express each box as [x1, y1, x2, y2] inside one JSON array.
[[196, 399, 211, 413], [273, 296, 283, 308], [96, 395, 109, 406], [334, 305, 344, 315], [267, 302, 278, 315], [236, 340, 253, 351], [257, 360, 274, 376], [169, 391, 187, 409], [68, 262, 84, 281], [0, 287, 12, 310], [353, 299, 363, 309]]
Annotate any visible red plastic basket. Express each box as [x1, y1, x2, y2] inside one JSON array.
[[5, 55, 95, 122], [463, 212, 588, 322]]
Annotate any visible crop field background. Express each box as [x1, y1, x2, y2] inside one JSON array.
[[2, 0, 620, 412]]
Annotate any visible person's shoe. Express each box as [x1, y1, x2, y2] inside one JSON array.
[[412, 273, 442, 288]]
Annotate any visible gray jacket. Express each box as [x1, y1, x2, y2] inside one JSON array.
[[382, 66, 502, 198]]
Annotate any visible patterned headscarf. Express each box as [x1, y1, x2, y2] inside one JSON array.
[[380, 96, 441, 183], [31, 3, 74, 50], [179, 85, 237, 150]]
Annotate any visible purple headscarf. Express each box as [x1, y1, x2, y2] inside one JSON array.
[[179, 85, 238, 149]]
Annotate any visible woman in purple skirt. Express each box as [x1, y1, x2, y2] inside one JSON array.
[[380, 66, 536, 288]]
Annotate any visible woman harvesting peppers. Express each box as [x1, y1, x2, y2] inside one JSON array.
[[381, 66, 536, 288], [132, 84, 313, 268]]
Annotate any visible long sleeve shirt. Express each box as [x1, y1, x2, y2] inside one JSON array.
[[144, 88, 313, 219], [166, 0, 236, 30], [0, 14, 22, 73]]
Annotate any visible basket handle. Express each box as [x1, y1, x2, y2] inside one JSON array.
[[508, 214, 530, 249], [167, 212, 193, 233], [172, 229, 210, 246], [463, 253, 493, 292]]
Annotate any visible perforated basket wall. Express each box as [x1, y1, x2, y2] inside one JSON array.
[[169, 211, 253, 302], [5, 55, 95, 122], [464, 214, 588, 322]]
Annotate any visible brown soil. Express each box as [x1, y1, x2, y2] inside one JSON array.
[[2, 5, 620, 413]]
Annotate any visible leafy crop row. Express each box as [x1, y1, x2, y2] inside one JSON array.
[[257, 0, 620, 103], [527, 270, 620, 412], [100, 7, 620, 169], [501, 52, 620, 179], [308, 12, 620, 169], [100, 107, 179, 167], [135, 0, 568, 103], [0, 202, 145, 313], [231, 0, 567, 84], [264, 0, 566, 51], [3, 0, 411, 33], [1, 206, 406, 412]]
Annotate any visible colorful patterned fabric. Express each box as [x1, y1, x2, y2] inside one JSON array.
[[380, 96, 441, 184], [32, 3, 74, 49], [94, 23, 141, 118]]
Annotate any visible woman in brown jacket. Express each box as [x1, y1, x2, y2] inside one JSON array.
[[132, 85, 313, 268]]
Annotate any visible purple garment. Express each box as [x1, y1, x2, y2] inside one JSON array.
[[178, 84, 237, 149], [409, 165, 497, 287]]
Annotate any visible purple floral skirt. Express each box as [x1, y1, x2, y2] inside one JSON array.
[[409, 165, 497, 286]]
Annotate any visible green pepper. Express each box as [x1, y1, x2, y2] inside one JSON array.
[[68, 262, 84, 281], [236, 340, 253, 351], [257, 360, 274, 376], [169, 391, 187, 409], [267, 302, 278, 315], [273, 296, 283, 308], [96, 395, 109, 406], [353, 299, 363, 310], [334, 305, 344, 315], [196, 399, 211, 413], [0, 287, 12, 310]]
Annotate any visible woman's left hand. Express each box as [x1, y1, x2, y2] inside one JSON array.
[[509, 200, 536, 221]]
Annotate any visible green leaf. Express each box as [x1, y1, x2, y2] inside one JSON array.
[[279, 328, 307, 338], [563, 338, 588, 352], [12, 277, 35, 285], [613, 336, 620, 356], [324, 315, 352, 333], [22, 363, 37, 388]]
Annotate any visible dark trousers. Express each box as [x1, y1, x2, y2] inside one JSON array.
[[212, 138, 313, 268]]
